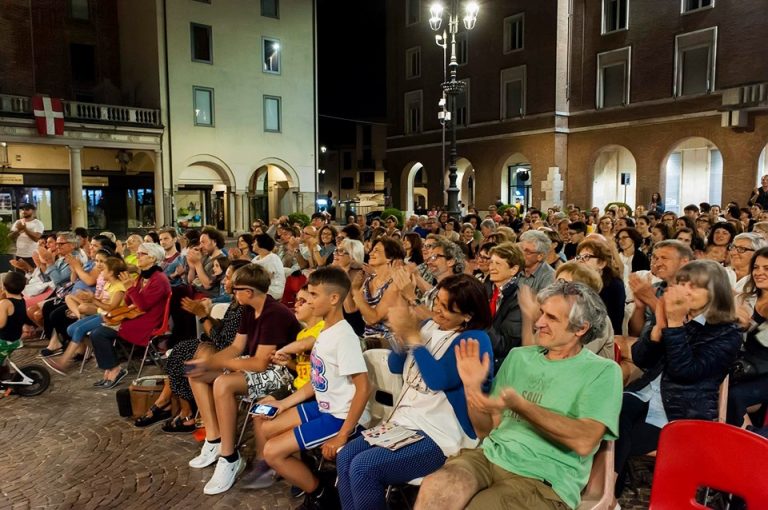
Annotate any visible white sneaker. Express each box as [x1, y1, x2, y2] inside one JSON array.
[[203, 455, 245, 495], [189, 440, 221, 469]]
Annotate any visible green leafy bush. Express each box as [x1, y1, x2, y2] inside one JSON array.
[[381, 208, 404, 228], [604, 202, 633, 216], [288, 212, 310, 227], [0, 222, 10, 254]]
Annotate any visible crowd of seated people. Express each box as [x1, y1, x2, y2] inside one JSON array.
[[8, 188, 768, 509]]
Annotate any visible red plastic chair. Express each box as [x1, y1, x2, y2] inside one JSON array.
[[649, 420, 768, 509]]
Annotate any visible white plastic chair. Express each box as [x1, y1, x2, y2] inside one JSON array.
[[210, 302, 230, 320], [577, 441, 615, 510], [362, 348, 403, 427]]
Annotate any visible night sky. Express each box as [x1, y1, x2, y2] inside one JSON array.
[[317, 0, 387, 143]]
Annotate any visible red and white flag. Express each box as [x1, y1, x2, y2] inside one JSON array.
[[32, 95, 64, 136]]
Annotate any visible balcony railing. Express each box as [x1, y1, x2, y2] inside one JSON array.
[[0, 94, 162, 128]]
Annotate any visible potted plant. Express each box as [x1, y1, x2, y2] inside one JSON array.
[[0, 222, 12, 272]]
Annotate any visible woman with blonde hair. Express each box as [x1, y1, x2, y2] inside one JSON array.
[[576, 238, 626, 334]]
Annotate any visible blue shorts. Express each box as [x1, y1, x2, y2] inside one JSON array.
[[293, 401, 360, 450]]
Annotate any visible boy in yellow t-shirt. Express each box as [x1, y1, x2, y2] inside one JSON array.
[[271, 287, 323, 389]]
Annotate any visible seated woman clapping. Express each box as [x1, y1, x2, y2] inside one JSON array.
[[42, 255, 128, 375], [336, 274, 493, 510]]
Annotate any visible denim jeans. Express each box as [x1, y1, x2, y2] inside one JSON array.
[[66, 314, 104, 343], [90, 326, 120, 370]]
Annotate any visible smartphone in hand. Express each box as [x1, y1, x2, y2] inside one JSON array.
[[248, 403, 279, 419]]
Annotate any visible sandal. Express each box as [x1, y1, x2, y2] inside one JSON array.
[[134, 402, 172, 427], [161, 415, 197, 433]]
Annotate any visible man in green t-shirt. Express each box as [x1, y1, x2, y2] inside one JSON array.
[[416, 281, 623, 510]]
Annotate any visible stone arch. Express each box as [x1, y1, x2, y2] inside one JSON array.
[[180, 154, 236, 188], [757, 141, 768, 185], [129, 150, 156, 172], [661, 137, 723, 214], [590, 145, 637, 209], [401, 161, 427, 217], [249, 161, 300, 221], [498, 152, 531, 210]]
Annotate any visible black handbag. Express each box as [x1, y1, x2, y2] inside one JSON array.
[[731, 326, 768, 382]]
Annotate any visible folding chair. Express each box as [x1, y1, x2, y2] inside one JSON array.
[[577, 441, 615, 510], [649, 420, 768, 509], [121, 293, 173, 378]]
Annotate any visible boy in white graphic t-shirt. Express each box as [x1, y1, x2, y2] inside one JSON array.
[[249, 266, 370, 508]]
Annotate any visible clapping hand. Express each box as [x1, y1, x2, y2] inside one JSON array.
[[118, 271, 133, 286], [736, 303, 752, 330], [228, 247, 242, 260], [392, 267, 416, 301], [181, 297, 207, 317], [455, 339, 503, 413], [662, 284, 689, 327], [351, 271, 365, 292], [517, 285, 539, 322], [186, 247, 202, 265], [629, 273, 655, 307], [388, 306, 422, 346], [77, 291, 94, 303]]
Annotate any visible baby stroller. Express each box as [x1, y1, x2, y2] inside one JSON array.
[[0, 340, 50, 396]]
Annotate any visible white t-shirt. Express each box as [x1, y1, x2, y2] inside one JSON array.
[[252, 252, 286, 300], [310, 320, 370, 424], [12, 218, 44, 258], [390, 322, 478, 456]]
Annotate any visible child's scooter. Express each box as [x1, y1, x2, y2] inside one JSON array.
[[0, 339, 50, 396]]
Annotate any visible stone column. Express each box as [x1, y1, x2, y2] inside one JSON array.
[[154, 150, 165, 227], [234, 191, 244, 232], [67, 146, 87, 229], [227, 189, 236, 235]]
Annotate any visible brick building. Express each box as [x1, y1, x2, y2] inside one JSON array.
[[386, 0, 768, 216]]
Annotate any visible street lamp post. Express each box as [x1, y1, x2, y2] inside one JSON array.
[[429, 1, 478, 219]]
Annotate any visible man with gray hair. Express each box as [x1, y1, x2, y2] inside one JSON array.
[[517, 230, 555, 293], [44, 231, 79, 286], [416, 281, 622, 510]]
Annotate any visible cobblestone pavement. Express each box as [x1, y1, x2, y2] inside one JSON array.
[[0, 341, 651, 510], [0, 342, 296, 510]]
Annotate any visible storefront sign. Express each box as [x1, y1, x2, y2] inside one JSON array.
[[0, 174, 24, 185], [82, 177, 109, 186]]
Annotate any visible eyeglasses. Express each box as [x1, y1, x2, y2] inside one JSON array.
[[335, 249, 349, 256], [137, 252, 149, 257], [428, 254, 448, 261], [574, 254, 598, 262], [728, 245, 755, 254]]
